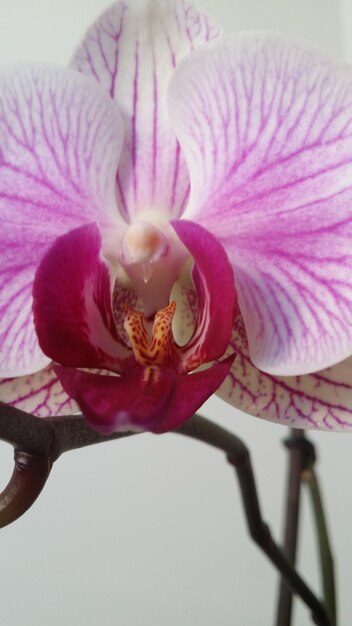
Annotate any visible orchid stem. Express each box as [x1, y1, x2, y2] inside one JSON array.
[[0, 404, 332, 624], [303, 467, 336, 626], [178, 419, 331, 626], [276, 428, 306, 626], [0, 450, 52, 528], [276, 428, 336, 626]]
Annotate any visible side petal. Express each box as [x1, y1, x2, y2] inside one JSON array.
[[0, 364, 77, 417], [217, 314, 352, 431], [56, 356, 234, 434], [0, 64, 124, 377], [171, 220, 236, 371], [33, 224, 132, 372], [71, 0, 220, 220], [168, 33, 352, 375]]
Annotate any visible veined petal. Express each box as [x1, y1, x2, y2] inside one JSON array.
[[56, 355, 234, 434], [0, 364, 77, 417], [168, 33, 352, 375], [172, 220, 236, 371], [0, 64, 124, 377], [71, 0, 220, 220], [33, 224, 132, 372], [217, 314, 352, 431]]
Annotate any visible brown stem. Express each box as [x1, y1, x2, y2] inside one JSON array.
[[0, 450, 52, 528], [178, 419, 331, 626], [276, 429, 306, 626], [0, 405, 332, 624], [303, 468, 336, 626]]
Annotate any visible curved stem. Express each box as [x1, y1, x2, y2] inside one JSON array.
[[0, 450, 52, 528], [0, 404, 133, 527], [177, 418, 331, 626], [0, 403, 135, 460], [0, 403, 54, 455], [0, 404, 332, 624]]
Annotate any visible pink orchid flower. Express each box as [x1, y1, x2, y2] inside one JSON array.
[[1, 0, 352, 434]]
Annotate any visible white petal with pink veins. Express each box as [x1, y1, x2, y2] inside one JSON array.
[[0, 64, 124, 377], [217, 315, 352, 431], [0, 364, 78, 417], [169, 34, 352, 375], [71, 0, 220, 221]]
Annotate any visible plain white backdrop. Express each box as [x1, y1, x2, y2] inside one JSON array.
[[0, 1, 351, 625]]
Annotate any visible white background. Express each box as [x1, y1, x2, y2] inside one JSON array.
[[0, 1, 351, 625]]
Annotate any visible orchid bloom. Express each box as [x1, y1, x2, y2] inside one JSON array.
[[2, 0, 352, 434]]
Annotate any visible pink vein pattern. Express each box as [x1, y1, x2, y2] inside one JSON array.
[[71, 0, 220, 221], [0, 364, 78, 417], [0, 65, 124, 377], [169, 34, 352, 375], [217, 314, 352, 431]]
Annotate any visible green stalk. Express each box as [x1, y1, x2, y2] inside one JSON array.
[[303, 468, 337, 626]]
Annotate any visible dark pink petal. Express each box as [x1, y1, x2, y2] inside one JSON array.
[[33, 224, 131, 372], [0, 364, 77, 417], [171, 220, 236, 370], [71, 0, 220, 221], [169, 34, 352, 375], [0, 65, 124, 377], [217, 314, 352, 431], [56, 355, 234, 434]]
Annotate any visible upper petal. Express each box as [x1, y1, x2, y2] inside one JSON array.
[[171, 220, 236, 370], [33, 223, 132, 372], [0, 64, 124, 377], [71, 0, 220, 221], [168, 34, 352, 375], [217, 314, 352, 431]]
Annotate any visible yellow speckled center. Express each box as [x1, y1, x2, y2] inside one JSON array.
[[124, 302, 177, 373]]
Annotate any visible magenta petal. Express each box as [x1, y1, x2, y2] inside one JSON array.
[[33, 224, 131, 372], [0, 364, 77, 417], [169, 34, 352, 375], [172, 220, 236, 370], [56, 355, 234, 434], [71, 0, 220, 220], [0, 65, 124, 377], [217, 315, 352, 431]]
